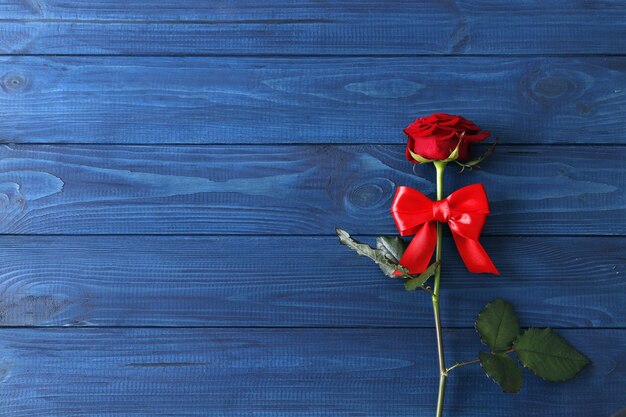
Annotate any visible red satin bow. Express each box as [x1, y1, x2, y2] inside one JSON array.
[[390, 184, 499, 275]]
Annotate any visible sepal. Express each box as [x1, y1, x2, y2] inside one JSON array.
[[456, 140, 498, 172], [408, 149, 435, 164]]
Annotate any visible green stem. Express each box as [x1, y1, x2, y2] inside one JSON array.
[[446, 349, 516, 374], [432, 161, 447, 417], [446, 358, 480, 373]]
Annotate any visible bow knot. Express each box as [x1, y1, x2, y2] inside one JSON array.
[[390, 184, 499, 275], [432, 200, 451, 223]]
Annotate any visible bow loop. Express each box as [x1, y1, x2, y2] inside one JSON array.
[[448, 212, 486, 241], [390, 184, 499, 275], [447, 183, 490, 215], [391, 186, 437, 236]]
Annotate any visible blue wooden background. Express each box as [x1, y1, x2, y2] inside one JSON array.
[[0, 1, 624, 416]]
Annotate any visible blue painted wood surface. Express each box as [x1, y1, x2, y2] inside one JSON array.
[[0, 1, 624, 416], [0, 236, 621, 328], [0, 1, 624, 55], [0, 328, 622, 417], [0, 57, 624, 144], [0, 145, 622, 235]]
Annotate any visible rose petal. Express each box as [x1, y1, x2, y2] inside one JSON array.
[[433, 131, 457, 141], [404, 113, 489, 162], [440, 116, 462, 126], [463, 130, 490, 142]]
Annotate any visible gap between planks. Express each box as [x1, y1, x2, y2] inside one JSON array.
[[2, 54, 626, 58], [0, 325, 620, 330]]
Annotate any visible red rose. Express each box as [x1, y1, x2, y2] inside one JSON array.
[[404, 113, 490, 163]]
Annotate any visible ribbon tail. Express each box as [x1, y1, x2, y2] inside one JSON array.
[[451, 233, 500, 275], [397, 222, 437, 275]]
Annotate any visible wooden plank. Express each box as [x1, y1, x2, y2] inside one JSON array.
[[0, 236, 622, 328], [1, 57, 625, 144], [0, 1, 625, 55], [0, 328, 621, 416], [0, 144, 623, 235], [1, 0, 624, 23]]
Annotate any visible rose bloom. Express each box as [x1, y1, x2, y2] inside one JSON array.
[[404, 113, 490, 163]]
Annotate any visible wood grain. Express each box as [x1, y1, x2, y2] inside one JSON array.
[[0, 1, 624, 55], [0, 328, 621, 416], [1, 56, 624, 144], [0, 236, 622, 328], [0, 144, 622, 235]]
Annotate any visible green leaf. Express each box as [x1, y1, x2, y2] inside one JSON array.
[[479, 352, 523, 393], [376, 236, 407, 277], [336, 228, 386, 263], [336, 228, 408, 275], [376, 236, 405, 262], [404, 261, 439, 291], [514, 328, 590, 382], [475, 298, 521, 351]]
